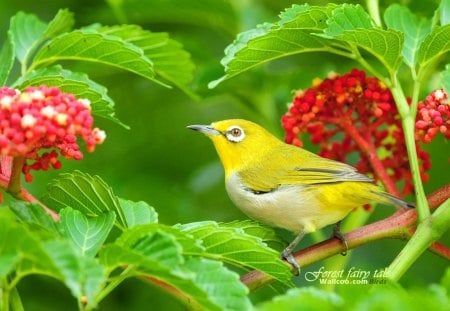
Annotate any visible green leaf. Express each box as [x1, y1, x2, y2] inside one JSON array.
[[101, 230, 250, 310], [0, 253, 17, 278], [384, 4, 432, 67], [179, 221, 293, 284], [183, 256, 252, 311], [209, 4, 341, 88], [117, 224, 204, 254], [9, 11, 47, 63], [0, 209, 59, 277], [100, 243, 221, 310], [324, 5, 404, 73], [418, 24, 450, 71], [0, 209, 105, 307], [60, 207, 115, 257], [10, 201, 61, 235], [9, 10, 74, 67], [334, 29, 404, 72], [129, 231, 183, 266], [43, 170, 127, 229], [441, 64, 450, 94], [41, 9, 75, 41], [0, 32, 15, 85], [441, 0, 450, 25], [119, 198, 158, 228], [14, 65, 126, 127], [32, 30, 163, 85], [44, 240, 106, 308], [256, 287, 343, 311], [96, 25, 195, 94], [323, 4, 373, 37], [222, 220, 286, 252]]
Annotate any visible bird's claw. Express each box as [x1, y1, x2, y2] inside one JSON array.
[[281, 251, 301, 276], [333, 224, 348, 256]]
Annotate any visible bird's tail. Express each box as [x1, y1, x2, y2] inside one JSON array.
[[370, 190, 415, 208]]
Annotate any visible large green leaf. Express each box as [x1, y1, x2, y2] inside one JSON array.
[[130, 231, 183, 267], [41, 9, 75, 41], [43, 171, 127, 229], [9, 10, 74, 66], [222, 220, 286, 252], [324, 4, 404, 73], [101, 230, 250, 310], [0, 32, 15, 85], [0, 209, 59, 278], [14, 65, 125, 127], [209, 4, 343, 87], [323, 4, 372, 36], [119, 198, 158, 228], [10, 201, 61, 235], [44, 240, 106, 308], [417, 24, 450, 71], [384, 4, 432, 67], [32, 30, 162, 85], [96, 25, 195, 94], [60, 207, 116, 257], [183, 256, 252, 311], [9, 11, 47, 63], [100, 243, 220, 310], [179, 221, 293, 284], [116, 224, 204, 254]]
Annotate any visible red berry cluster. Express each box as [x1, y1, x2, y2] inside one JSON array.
[[415, 89, 450, 143], [0, 85, 106, 182], [282, 69, 430, 195]]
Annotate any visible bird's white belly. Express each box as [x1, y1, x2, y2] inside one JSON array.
[[225, 174, 350, 233]]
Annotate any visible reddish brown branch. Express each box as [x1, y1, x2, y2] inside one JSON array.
[[241, 184, 450, 291], [341, 121, 401, 197]]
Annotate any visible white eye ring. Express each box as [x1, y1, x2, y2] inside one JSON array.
[[225, 126, 245, 142]]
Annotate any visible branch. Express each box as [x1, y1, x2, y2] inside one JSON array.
[[341, 121, 400, 197], [241, 184, 450, 291]]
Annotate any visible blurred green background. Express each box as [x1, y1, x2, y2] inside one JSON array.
[[0, 0, 448, 310]]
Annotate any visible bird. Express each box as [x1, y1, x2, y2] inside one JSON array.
[[187, 119, 413, 274]]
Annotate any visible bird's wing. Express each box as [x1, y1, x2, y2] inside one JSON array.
[[238, 145, 373, 192]]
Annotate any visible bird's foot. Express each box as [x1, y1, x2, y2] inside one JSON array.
[[333, 222, 348, 256], [281, 250, 300, 276]]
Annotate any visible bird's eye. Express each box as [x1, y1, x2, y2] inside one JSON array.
[[225, 126, 245, 142]]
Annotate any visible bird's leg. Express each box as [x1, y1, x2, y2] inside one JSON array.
[[332, 220, 348, 256], [281, 231, 305, 276]]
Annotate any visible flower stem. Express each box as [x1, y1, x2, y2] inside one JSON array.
[[341, 121, 400, 196], [389, 83, 429, 219], [386, 198, 450, 280], [401, 115, 429, 218], [6, 156, 25, 196]]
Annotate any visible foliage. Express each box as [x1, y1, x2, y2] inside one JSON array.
[[0, 1, 448, 310]]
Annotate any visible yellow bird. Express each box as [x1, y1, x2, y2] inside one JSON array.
[[188, 119, 412, 273]]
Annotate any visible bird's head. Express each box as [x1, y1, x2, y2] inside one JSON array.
[[187, 119, 281, 175]]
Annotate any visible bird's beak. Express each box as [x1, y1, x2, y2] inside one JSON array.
[[187, 124, 221, 136]]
